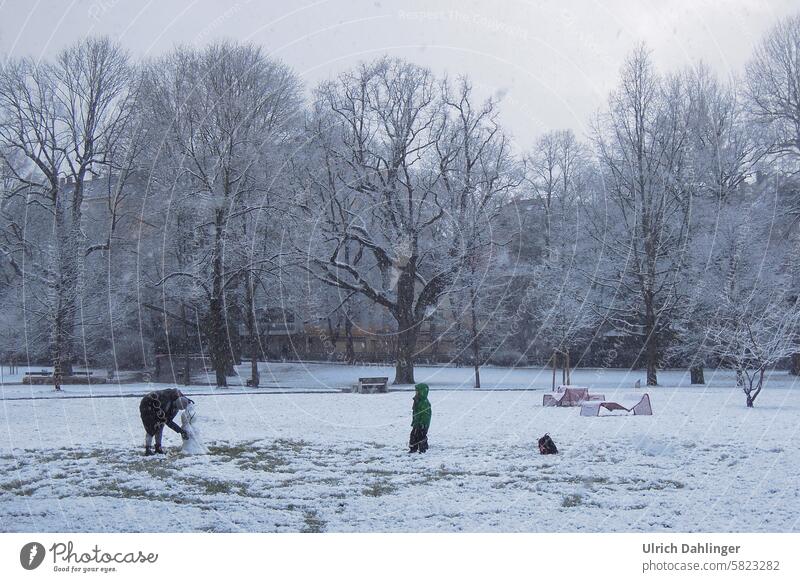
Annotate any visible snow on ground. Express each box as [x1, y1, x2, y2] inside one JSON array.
[[3, 360, 795, 398], [1, 364, 799, 532]]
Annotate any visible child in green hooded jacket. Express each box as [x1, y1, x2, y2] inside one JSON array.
[[408, 383, 432, 453]]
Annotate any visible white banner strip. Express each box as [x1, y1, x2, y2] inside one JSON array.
[[1, 533, 798, 581]]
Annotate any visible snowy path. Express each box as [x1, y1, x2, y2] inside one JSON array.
[[1, 378, 799, 532]]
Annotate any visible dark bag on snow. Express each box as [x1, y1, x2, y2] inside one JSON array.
[[538, 433, 558, 455]]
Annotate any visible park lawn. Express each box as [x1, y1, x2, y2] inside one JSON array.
[[1, 365, 798, 532]]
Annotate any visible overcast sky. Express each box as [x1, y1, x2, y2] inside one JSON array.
[[1, 0, 797, 149]]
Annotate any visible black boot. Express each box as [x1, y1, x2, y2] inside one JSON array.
[[154, 445, 165, 455], [144, 447, 154, 456]]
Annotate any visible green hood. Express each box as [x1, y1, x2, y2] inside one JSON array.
[[411, 383, 432, 427]]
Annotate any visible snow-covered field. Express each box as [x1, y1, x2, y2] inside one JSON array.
[[2, 360, 788, 397], [1, 364, 798, 532]]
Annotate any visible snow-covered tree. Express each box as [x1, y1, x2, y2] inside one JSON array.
[[146, 41, 302, 387], [0, 37, 135, 382], [299, 59, 517, 383], [588, 46, 692, 386], [514, 129, 597, 369], [746, 14, 800, 163], [524, 130, 587, 256], [702, 189, 800, 407], [669, 66, 763, 383]]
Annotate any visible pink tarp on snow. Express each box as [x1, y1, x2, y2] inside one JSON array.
[[543, 387, 605, 407], [580, 393, 653, 416]]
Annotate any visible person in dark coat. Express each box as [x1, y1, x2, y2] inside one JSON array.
[[408, 383, 432, 453], [139, 388, 192, 455]]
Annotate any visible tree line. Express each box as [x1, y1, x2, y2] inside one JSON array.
[[1, 15, 799, 406]]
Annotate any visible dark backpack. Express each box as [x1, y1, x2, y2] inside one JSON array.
[[538, 433, 558, 455]]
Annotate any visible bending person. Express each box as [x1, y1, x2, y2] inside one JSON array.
[[139, 388, 192, 455]]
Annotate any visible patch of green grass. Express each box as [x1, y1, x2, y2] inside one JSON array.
[[475, 471, 501, 478], [412, 465, 470, 486], [235, 450, 289, 472], [207, 441, 258, 458], [37, 449, 102, 464], [123, 460, 175, 480], [301, 509, 325, 533], [628, 479, 685, 491], [0, 478, 38, 496], [208, 439, 308, 471], [436, 467, 468, 478], [189, 478, 247, 496], [272, 439, 310, 454], [86, 484, 159, 501], [362, 481, 397, 497]]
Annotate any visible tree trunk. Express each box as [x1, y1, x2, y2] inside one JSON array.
[[52, 189, 76, 379], [244, 272, 259, 388], [690, 365, 704, 385], [644, 298, 658, 386], [209, 294, 228, 388], [209, 210, 228, 388], [395, 323, 417, 384], [344, 315, 355, 364], [745, 370, 766, 408], [393, 264, 418, 385], [181, 303, 191, 386], [470, 286, 481, 389], [543, 196, 551, 258], [791, 353, 800, 376]]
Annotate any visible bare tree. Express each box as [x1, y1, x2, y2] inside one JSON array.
[[588, 46, 691, 386], [746, 14, 800, 161], [147, 41, 301, 387], [0, 37, 134, 383], [687, 64, 763, 200], [670, 65, 762, 384], [301, 60, 516, 383], [703, 193, 800, 407], [524, 129, 586, 255]]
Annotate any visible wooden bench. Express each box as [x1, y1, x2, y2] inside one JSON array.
[[357, 377, 389, 394]]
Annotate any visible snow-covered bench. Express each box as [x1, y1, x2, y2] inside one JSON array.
[[580, 393, 652, 416], [357, 377, 389, 394]]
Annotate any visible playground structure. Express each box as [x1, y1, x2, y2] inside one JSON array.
[[551, 348, 571, 391], [543, 385, 606, 407], [580, 393, 653, 416]]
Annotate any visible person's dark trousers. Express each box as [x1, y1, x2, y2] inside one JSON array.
[[408, 425, 429, 453]]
